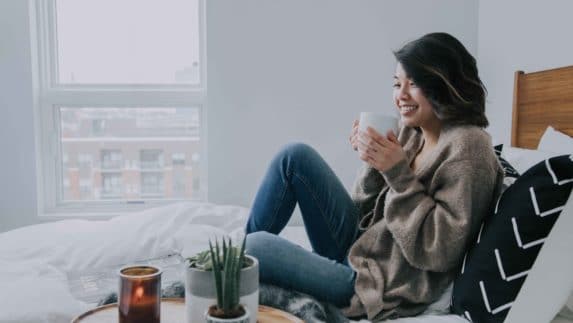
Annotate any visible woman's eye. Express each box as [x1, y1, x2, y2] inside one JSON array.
[[409, 82, 417, 87], [392, 83, 400, 88]]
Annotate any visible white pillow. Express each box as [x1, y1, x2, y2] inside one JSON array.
[[502, 146, 560, 174], [538, 126, 573, 154]]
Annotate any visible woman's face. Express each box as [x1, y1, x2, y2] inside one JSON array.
[[393, 63, 441, 130]]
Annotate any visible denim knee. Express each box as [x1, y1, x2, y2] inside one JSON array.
[[245, 231, 274, 260], [273, 142, 319, 170]]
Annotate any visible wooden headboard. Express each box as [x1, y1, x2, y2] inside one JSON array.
[[511, 65, 573, 149]]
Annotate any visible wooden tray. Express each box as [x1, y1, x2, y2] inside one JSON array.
[[71, 298, 303, 323]]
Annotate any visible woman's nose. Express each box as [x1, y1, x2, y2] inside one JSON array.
[[397, 86, 410, 100]]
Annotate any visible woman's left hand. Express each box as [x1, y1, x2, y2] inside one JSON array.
[[358, 127, 406, 172]]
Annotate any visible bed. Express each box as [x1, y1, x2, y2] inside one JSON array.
[[0, 66, 571, 323]]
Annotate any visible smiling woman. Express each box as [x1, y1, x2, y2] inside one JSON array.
[[244, 32, 504, 321], [246, 33, 503, 320]]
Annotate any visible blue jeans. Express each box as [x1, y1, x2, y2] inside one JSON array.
[[245, 143, 359, 306]]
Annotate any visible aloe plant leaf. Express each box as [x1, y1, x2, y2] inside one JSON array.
[[216, 240, 221, 269], [223, 246, 234, 312], [209, 240, 223, 308], [222, 238, 227, 268]]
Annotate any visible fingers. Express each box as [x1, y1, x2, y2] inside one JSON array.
[[356, 139, 369, 154], [365, 127, 392, 148], [358, 132, 378, 151], [352, 120, 359, 135], [358, 145, 384, 167], [352, 121, 359, 136], [351, 136, 359, 151], [353, 122, 398, 155], [358, 128, 403, 171], [365, 127, 383, 140], [386, 130, 399, 144], [358, 141, 374, 162], [350, 120, 359, 136], [350, 120, 361, 151], [366, 127, 400, 148], [358, 134, 388, 157]]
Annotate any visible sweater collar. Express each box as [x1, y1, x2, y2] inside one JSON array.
[[403, 125, 452, 175]]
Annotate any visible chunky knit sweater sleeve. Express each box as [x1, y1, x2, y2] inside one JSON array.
[[351, 165, 386, 220]]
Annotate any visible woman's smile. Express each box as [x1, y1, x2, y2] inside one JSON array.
[[399, 104, 419, 116]]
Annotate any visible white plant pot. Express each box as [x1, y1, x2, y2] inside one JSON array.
[[205, 307, 250, 323], [185, 255, 259, 323]]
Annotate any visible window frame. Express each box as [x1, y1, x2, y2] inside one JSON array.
[[32, 0, 208, 217]]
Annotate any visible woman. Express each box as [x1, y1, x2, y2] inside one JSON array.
[[245, 32, 504, 321]]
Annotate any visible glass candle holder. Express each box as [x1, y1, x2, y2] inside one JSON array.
[[118, 265, 162, 323]]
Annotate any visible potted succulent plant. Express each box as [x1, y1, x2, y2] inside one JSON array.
[[205, 237, 249, 322], [185, 237, 259, 323]]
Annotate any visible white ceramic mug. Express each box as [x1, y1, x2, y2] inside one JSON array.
[[358, 112, 399, 137]]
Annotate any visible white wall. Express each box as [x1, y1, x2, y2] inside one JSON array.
[[206, 0, 479, 209], [0, 0, 37, 232], [478, 0, 573, 144], [0, 0, 479, 232]]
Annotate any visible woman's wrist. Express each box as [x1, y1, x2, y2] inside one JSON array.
[[380, 159, 413, 192]]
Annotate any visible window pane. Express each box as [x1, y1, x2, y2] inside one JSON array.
[[59, 107, 201, 201], [55, 0, 200, 84], [140, 149, 164, 170]]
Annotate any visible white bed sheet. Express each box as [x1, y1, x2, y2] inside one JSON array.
[[2, 201, 554, 323], [0, 203, 244, 323]]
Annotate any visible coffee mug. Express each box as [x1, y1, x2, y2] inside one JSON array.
[[358, 112, 399, 137]]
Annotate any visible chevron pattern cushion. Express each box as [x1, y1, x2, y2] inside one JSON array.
[[493, 144, 520, 179], [451, 154, 573, 323]]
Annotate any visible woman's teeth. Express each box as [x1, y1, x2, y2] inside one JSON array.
[[401, 105, 418, 113]]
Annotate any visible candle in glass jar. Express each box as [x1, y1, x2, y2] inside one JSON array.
[[118, 265, 162, 323]]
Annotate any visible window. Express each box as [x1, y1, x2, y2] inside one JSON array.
[[141, 173, 165, 197], [101, 173, 123, 199], [140, 149, 164, 170], [33, 0, 206, 215], [92, 120, 105, 136], [101, 149, 123, 170], [172, 153, 186, 166], [172, 167, 188, 198]]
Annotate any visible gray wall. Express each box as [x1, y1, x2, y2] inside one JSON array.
[[0, 0, 480, 232], [478, 0, 573, 144]]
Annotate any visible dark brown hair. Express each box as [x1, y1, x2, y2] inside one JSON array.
[[393, 32, 489, 128]]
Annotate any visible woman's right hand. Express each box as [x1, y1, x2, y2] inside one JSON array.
[[349, 120, 359, 151]]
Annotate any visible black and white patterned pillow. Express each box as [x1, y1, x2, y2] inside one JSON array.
[[493, 144, 520, 190], [451, 154, 573, 323]]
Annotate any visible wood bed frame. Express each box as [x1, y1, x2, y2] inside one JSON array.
[[511, 65, 573, 148]]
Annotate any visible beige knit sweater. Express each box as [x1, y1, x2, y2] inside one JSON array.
[[343, 125, 503, 321]]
